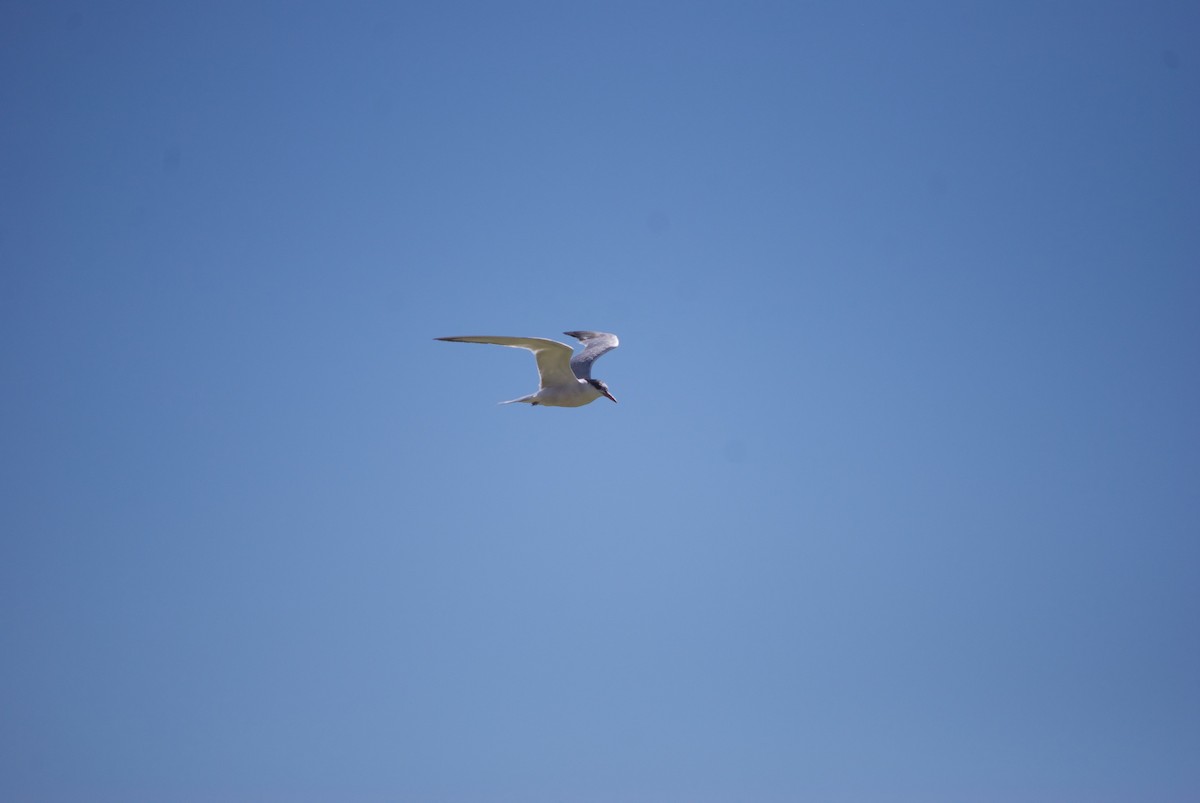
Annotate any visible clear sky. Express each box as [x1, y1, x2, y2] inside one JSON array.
[[2, 2, 1198, 801]]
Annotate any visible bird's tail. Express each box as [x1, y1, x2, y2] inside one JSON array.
[[499, 394, 537, 405]]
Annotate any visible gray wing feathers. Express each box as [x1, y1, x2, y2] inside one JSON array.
[[563, 331, 620, 380], [435, 335, 577, 388]]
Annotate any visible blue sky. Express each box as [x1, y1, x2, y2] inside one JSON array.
[[2, 2, 1198, 801]]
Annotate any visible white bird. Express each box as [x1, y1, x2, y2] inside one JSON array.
[[435, 330, 620, 407]]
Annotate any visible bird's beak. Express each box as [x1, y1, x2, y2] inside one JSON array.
[[602, 388, 618, 403]]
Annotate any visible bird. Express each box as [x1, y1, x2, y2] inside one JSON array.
[[435, 330, 619, 407]]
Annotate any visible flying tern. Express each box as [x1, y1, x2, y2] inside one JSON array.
[[436, 330, 619, 407]]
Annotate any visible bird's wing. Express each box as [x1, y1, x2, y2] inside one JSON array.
[[436, 336, 577, 389], [563, 331, 620, 380]]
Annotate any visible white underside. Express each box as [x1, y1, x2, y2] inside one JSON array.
[[501, 380, 602, 407]]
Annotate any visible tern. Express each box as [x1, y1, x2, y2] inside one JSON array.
[[436, 330, 619, 407]]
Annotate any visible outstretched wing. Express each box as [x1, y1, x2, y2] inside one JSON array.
[[435, 336, 577, 389], [563, 331, 620, 380]]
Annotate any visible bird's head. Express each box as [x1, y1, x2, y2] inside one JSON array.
[[588, 378, 617, 403]]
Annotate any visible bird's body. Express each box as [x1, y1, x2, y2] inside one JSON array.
[[505, 381, 604, 408], [435, 330, 620, 407]]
